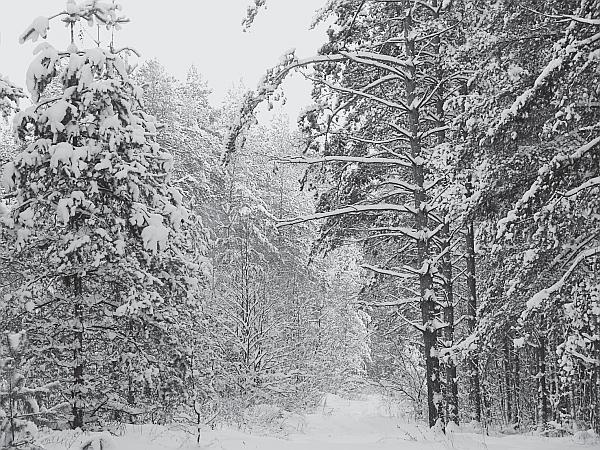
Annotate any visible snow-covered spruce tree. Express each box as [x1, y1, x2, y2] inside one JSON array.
[[1, 1, 203, 429]]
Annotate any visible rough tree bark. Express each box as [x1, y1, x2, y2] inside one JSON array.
[[503, 339, 512, 425], [433, 0, 459, 421], [72, 274, 85, 429], [403, 6, 443, 427], [513, 346, 520, 425], [537, 317, 548, 428], [464, 176, 482, 423]]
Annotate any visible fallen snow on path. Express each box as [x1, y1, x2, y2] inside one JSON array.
[[37, 394, 599, 450]]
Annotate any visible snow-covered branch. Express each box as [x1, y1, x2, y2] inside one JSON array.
[[358, 297, 420, 307], [563, 176, 600, 197], [275, 203, 416, 228], [276, 155, 411, 168], [497, 135, 600, 239], [362, 264, 418, 279], [523, 246, 600, 317], [307, 75, 410, 112]]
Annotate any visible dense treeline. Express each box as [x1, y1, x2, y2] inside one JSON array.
[[230, 0, 600, 434]]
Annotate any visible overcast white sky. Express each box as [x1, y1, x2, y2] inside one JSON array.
[[0, 0, 328, 117]]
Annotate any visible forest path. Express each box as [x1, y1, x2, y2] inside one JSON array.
[[38, 394, 598, 450], [196, 393, 597, 450]]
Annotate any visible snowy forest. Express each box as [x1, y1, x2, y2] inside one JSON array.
[[0, 0, 599, 449]]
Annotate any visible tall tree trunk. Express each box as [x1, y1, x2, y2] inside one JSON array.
[[569, 380, 576, 427], [593, 313, 600, 433], [503, 339, 512, 425], [464, 177, 482, 423], [537, 319, 548, 429], [72, 274, 85, 429], [513, 347, 520, 425], [432, 0, 458, 424], [127, 317, 135, 408], [404, 7, 442, 427], [441, 220, 459, 425]]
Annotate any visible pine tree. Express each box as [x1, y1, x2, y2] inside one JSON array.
[[1, 1, 204, 429], [458, 0, 600, 431]]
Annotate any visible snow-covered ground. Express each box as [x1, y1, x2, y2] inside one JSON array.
[[36, 394, 599, 450]]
